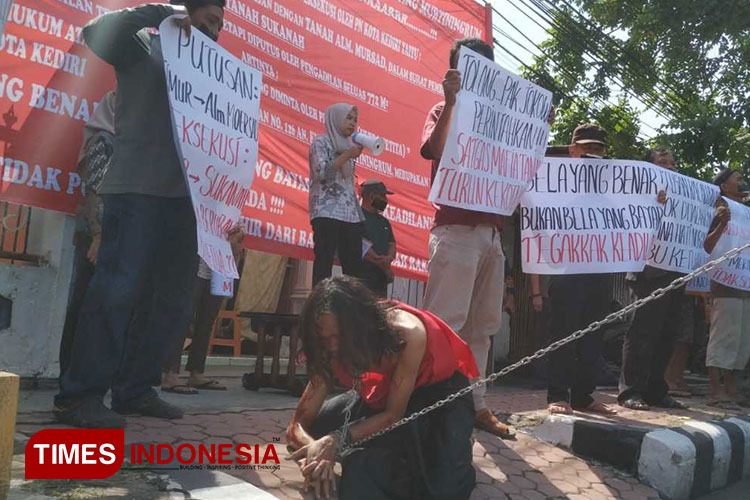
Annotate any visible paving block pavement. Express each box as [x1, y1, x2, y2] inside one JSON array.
[[14, 407, 661, 500], [14, 373, 734, 500]]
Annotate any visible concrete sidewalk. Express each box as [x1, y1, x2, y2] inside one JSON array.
[[11, 368, 664, 500]]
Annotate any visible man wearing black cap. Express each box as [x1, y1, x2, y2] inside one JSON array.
[[703, 168, 750, 408], [55, 1, 225, 428], [546, 124, 618, 416], [359, 180, 396, 297], [568, 123, 607, 158]]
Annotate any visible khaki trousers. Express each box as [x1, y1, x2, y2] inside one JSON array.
[[424, 224, 505, 411]]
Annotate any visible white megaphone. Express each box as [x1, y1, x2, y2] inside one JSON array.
[[351, 132, 385, 156]]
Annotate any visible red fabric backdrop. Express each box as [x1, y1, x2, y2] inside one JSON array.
[[0, 0, 487, 280]]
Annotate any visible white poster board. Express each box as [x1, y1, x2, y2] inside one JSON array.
[[709, 197, 750, 291], [160, 17, 262, 278], [647, 168, 719, 274], [428, 46, 552, 215], [520, 158, 665, 274]]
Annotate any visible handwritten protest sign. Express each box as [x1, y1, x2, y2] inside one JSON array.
[[686, 273, 711, 294], [210, 271, 234, 297], [160, 17, 262, 278], [708, 197, 750, 291], [428, 47, 552, 215], [520, 158, 665, 274], [647, 168, 719, 274]]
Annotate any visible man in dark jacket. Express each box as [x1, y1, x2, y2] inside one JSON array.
[[359, 180, 396, 297], [55, 0, 225, 428]]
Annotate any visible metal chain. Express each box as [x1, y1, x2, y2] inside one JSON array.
[[335, 376, 360, 458], [341, 241, 750, 453]]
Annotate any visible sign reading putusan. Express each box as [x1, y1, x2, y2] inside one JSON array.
[[160, 15, 263, 279]]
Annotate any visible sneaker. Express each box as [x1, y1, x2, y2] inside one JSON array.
[[55, 398, 126, 429], [474, 409, 515, 439], [114, 395, 183, 419]]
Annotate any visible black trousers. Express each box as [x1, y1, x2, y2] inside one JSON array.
[[164, 277, 224, 375], [57, 194, 198, 408], [310, 371, 475, 500], [311, 217, 363, 286], [547, 274, 610, 408], [532, 297, 552, 388], [59, 237, 96, 377], [618, 275, 683, 404]]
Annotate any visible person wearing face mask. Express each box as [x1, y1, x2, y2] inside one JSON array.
[[309, 103, 365, 285], [703, 168, 750, 409], [359, 180, 397, 297], [545, 125, 666, 416], [54, 0, 225, 428]]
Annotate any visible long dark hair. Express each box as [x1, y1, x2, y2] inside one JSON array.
[[299, 276, 404, 384]]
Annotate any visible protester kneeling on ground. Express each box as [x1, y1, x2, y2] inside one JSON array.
[[286, 276, 478, 500]]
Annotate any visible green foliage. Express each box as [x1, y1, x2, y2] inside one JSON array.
[[525, 0, 750, 180]]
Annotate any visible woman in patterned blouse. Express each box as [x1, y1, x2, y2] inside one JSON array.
[[308, 103, 366, 285]]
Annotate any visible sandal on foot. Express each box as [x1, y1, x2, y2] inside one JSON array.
[[620, 397, 650, 411], [668, 389, 692, 398], [161, 384, 199, 395], [651, 395, 687, 410], [706, 399, 741, 410], [188, 380, 227, 391], [576, 402, 618, 415], [548, 401, 573, 415], [474, 409, 516, 439]]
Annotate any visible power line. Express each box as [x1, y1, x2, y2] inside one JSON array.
[[492, 38, 653, 142], [492, 26, 660, 136], [490, 12, 663, 134], [509, 0, 683, 119], [542, 0, 689, 108], [522, 0, 688, 116]]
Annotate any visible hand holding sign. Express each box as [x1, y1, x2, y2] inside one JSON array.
[[172, 14, 192, 37], [709, 198, 750, 291], [429, 47, 552, 216], [442, 69, 461, 106]]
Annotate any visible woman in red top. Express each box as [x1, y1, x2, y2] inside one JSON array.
[[286, 276, 478, 500]]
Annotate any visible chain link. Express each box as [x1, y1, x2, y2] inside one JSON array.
[[334, 376, 360, 459], [340, 242, 750, 453]]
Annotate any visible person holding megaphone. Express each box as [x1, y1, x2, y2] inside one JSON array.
[[308, 103, 366, 285]]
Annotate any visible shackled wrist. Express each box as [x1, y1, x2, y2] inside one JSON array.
[[329, 429, 352, 455]]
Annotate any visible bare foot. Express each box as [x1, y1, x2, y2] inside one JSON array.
[[577, 401, 618, 415], [161, 371, 181, 389], [548, 401, 573, 415]]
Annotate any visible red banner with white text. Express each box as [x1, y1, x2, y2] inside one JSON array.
[[0, 0, 487, 280]]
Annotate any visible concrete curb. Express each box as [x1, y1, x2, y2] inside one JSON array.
[[531, 414, 750, 499]]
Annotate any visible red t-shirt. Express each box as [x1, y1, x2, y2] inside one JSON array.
[[420, 101, 504, 230], [332, 302, 479, 410]]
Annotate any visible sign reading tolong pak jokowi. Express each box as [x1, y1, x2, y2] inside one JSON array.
[[429, 46, 552, 216]]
